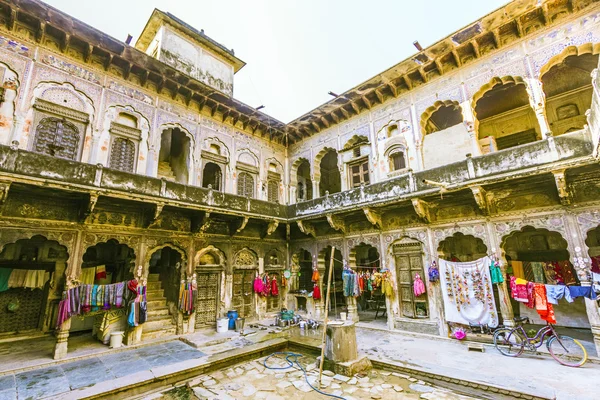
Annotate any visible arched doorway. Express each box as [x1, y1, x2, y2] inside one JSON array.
[[437, 232, 488, 262], [158, 126, 191, 184], [473, 77, 541, 151], [0, 235, 68, 335], [318, 149, 341, 196], [291, 249, 314, 313], [202, 162, 223, 190], [265, 250, 283, 313], [319, 246, 344, 314], [541, 44, 598, 135], [296, 159, 312, 202], [78, 240, 135, 340], [194, 246, 225, 327], [393, 238, 428, 320], [503, 226, 591, 352], [147, 246, 182, 336], [350, 243, 383, 322], [232, 249, 258, 318]]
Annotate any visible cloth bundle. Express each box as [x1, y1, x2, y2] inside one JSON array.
[[413, 273, 426, 297], [179, 281, 197, 315], [56, 279, 140, 328], [342, 270, 361, 297]]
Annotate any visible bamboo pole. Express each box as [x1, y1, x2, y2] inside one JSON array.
[[318, 246, 336, 390]]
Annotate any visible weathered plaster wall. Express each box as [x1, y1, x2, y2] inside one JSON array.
[[422, 123, 472, 170]]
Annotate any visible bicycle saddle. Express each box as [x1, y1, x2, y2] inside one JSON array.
[[513, 316, 529, 323]]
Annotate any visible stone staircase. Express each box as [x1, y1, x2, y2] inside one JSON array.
[[141, 273, 177, 340], [157, 161, 176, 181]]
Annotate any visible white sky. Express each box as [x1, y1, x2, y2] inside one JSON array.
[[44, 0, 507, 123]]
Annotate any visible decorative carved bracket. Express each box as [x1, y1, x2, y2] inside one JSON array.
[[470, 186, 490, 215], [230, 216, 249, 236], [363, 208, 382, 229], [297, 220, 316, 237], [326, 214, 346, 234], [192, 212, 212, 233], [0, 181, 11, 205], [261, 220, 279, 238], [552, 170, 571, 205], [411, 198, 432, 223], [80, 192, 99, 222], [146, 202, 165, 227]]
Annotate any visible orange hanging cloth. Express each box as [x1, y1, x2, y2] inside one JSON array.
[[312, 270, 320, 282], [533, 283, 556, 324]]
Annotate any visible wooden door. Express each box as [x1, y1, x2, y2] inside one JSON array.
[[195, 271, 220, 328], [394, 243, 428, 318], [266, 273, 281, 312], [233, 269, 255, 318]]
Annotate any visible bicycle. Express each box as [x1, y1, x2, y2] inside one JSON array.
[[493, 316, 588, 367]]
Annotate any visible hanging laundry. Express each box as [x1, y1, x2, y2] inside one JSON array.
[[311, 269, 320, 282], [270, 276, 279, 296], [556, 261, 577, 286], [381, 273, 394, 297], [253, 275, 265, 294], [542, 262, 560, 285], [530, 262, 546, 283], [522, 262, 535, 282], [342, 270, 353, 297], [413, 273, 426, 297], [591, 256, 600, 274], [7, 269, 27, 288], [510, 277, 529, 303], [313, 284, 321, 300], [510, 261, 525, 279], [56, 291, 70, 328], [428, 261, 440, 282], [545, 285, 573, 305], [0, 267, 12, 292], [568, 286, 598, 300], [80, 268, 95, 285], [490, 260, 504, 284], [533, 284, 556, 324], [352, 273, 361, 297], [95, 265, 107, 280], [439, 257, 498, 328]]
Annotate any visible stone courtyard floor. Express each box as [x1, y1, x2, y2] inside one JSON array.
[[0, 324, 598, 399]]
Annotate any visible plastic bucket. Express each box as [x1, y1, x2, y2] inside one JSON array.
[[340, 312, 347, 321], [109, 331, 124, 348], [227, 310, 238, 330], [235, 317, 245, 333], [216, 318, 229, 333]]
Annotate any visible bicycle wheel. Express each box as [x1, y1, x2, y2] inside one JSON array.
[[493, 328, 525, 357], [547, 335, 587, 367]]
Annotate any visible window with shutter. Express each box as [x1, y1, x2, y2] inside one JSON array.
[[109, 137, 136, 172], [34, 117, 80, 160], [350, 160, 370, 188], [237, 172, 254, 198], [390, 151, 406, 171], [267, 179, 279, 203]]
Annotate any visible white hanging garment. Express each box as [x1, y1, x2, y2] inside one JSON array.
[[439, 256, 498, 328]]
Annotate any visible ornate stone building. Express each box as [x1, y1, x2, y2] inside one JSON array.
[[0, 0, 600, 359]]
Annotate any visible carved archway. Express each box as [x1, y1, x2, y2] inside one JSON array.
[[539, 43, 600, 78], [420, 99, 464, 135]]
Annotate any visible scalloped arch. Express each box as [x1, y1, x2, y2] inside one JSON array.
[[420, 99, 463, 134], [539, 42, 600, 79], [470, 75, 527, 114]]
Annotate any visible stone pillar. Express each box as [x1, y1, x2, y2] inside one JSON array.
[[584, 297, 600, 356], [88, 131, 102, 165], [486, 222, 515, 327], [340, 164, 348, 192], [414, 141, 424, 170], [53, 317, 71, 360], [460, 99, 482, 157], [346, 296, 359, 322], [526, 78, 551, 139], [9, 115, 24, 146], [312, 177, 320, 199], [146, 145, 158, 177]]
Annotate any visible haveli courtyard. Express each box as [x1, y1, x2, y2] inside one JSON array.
[[0, 0, 600, 399]]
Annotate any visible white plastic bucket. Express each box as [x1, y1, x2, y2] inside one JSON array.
[[109, 331, 124, 348], [340, 312, 347, 321], [216, 318, 229, 333]]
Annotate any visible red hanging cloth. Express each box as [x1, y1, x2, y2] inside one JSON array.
[[271, 277, 279, 296], [313, 284, 321, 300]]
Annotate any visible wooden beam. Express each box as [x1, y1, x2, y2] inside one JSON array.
[[320, 116, 330, 128], [242, 116, 250, 130], [541, 4, 550, 25], [232, 112, 240, 126], [387, 81, 399, 97], [185, 90, 193, 106], [123, 62, 132, 80], [471, 40, 480, 58], [492, 29, 501, 49], [83, 44, 93, 63], [362, 95, 372, 109], [140, 70, 149, 86], [451, 49, 462, 67], [515, 18, 524, 38], [417, 67, 428, 83], [434, 58, 444, 75], [103, 54, 113, 71], [374, 89, 384, 104], [171, 84, 180, 100], [340, 106, 350, 119], [7, 8, 16, 31], [330, 111, 340, 124], [211, 104, 219, 117], [311, 121, 321, 133], [221, 108, 231, 123], [35, 21, 46, 43], [350, 101, 361, 114], [60, 33, 71, 53], [403, 75, 413, 90]]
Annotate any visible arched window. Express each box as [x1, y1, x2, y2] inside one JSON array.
[[267, 179, 279, 203], [389, 150, 406, 171], [202, 162, 222, 190], [237, 171, 254, 198], [109, 137, 136, 172], [34, 117, 80, 160]]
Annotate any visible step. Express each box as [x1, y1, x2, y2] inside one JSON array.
[[147, 306, 170, 317], [147, 281, 162, 291], [148, 299, 167, 309], [143, 316, 175, 331], [141, 327, 177, 341], [146, 288, 165, 298], [147, 274, 160, 282]]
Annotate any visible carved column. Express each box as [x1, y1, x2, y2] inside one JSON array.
[[53, 318, 71, 360], [88, 130, 102, 165], [312, 177, 320, 199], [146, 145, 158, 178], [460, 98, 482, 157], [346, 296, 359, 322], [486, 221, 515, 327], [9, 115, 24, 146], [525, 78, 551, 139]]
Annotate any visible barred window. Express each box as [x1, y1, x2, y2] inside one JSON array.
[[237, 172, 254, 198], [109, 137, 136, 172], [34, 117, 80, 160], [267, 179, 280, 203]]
